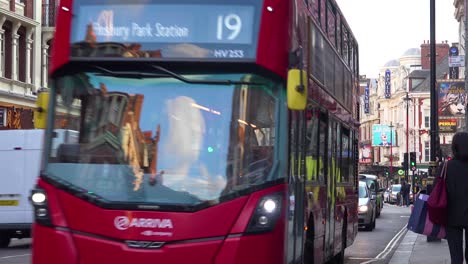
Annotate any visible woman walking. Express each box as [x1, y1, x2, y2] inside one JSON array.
[[446, 131, 468, 263]]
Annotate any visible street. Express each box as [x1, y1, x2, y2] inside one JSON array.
[[345, 203, 411, 264], [0, 239, 31, 264]]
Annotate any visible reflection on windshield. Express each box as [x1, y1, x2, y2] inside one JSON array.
[[358, 185, 368, 198], [46, 72, 281, 207]]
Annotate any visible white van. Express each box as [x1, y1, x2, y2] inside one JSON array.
[[0, 129, 44, 247], [0, 129, 78, 247]]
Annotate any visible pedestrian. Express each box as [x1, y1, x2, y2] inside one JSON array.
[[445, 131, 468, 263], [403, 182, 410, 207], [401, 181, 409, 207]]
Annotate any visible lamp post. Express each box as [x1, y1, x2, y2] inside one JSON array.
[[403, 93, 412, 182], [389, 122, 394, 180]]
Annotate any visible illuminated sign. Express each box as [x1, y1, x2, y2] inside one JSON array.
[[71, 0, 261, 60], [372, 124, 396, 147], [364, 86, 370, 114], [439, 118, 457, 133], [384, 70, 391, 98]]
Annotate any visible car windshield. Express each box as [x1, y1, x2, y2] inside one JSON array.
[[359, 184, 368, 198], [364, 178, 377, 191], [44, 71, 284, 209], [392, 185, 401, 192]]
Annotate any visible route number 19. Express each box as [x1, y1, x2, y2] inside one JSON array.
[[216, 14, 242, 41]]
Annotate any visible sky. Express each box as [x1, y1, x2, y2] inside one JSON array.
[[335, 0, 460, 78]]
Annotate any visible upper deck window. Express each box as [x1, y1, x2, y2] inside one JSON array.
[[326, 1, 336, 48]]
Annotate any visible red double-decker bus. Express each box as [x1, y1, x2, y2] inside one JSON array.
[[30, 0, 360, 263]]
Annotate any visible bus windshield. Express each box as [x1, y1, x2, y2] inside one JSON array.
[[44, 71, 283, 209]]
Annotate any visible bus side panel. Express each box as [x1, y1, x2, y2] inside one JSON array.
[[32, 224, 78, 264], [256, 0, 290, 77], [51, 0, 72, 73]]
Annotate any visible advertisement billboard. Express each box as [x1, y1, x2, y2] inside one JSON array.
[[372, 124, 396, 147], [359, 143, 372, 164], [439, 118, 457, 133], [438, 80, 466, 118]]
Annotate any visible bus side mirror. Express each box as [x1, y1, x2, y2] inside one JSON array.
[[34, 89, 49, 129], [287, 69, 307, 110]]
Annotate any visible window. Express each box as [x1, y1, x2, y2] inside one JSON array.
[[335, 123, 341, 182], [326, 1, 336, 47], [342, 25, 348, 63], [424, 109, 430, 128], [424, 141, 430, 162], [336, 15, 341, 54], [0, 31, 4, 77], [341, 127, 350, 183], [305, 108, 319, 182], [318, 113, 327, 183], [312, 0, 321, 23]]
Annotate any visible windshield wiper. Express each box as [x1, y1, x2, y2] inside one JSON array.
[[149, 65, 264, 85], [92, 65, 265, 85]]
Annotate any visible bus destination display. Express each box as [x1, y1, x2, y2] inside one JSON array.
[[71, 4, 259, 60]]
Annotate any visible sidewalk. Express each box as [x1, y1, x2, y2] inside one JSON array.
[[389, 230, 450, 264]]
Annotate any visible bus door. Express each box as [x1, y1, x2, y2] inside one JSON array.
[[287, 111, 306, 264], [324, 117, 337, 259]]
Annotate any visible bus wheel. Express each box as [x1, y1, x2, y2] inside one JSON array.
[[0, 233, 10, 248], [303, 216, 314, 264]]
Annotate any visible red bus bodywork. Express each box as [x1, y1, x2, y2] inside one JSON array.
[[33, 0, 360, 263]]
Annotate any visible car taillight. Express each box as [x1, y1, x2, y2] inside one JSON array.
[[246, 193, 282, 234], [30, 188, 53, 227]]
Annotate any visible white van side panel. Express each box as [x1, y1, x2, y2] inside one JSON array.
[[0, 129, 43, 226]]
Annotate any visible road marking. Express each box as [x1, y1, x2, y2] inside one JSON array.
[[348, 257, 374, 260], [0, 253, 31, 259], [360, 225, 408, 264]]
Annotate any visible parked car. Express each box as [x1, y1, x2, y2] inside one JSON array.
[[388, 184, 402, 204], [384, 187, 391, 203], [386, 183, 414, 205], [359, 174, 384, 217], [358, 181, 376, 231]]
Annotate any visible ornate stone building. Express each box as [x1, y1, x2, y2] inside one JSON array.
[[0, 0, 55, 130]]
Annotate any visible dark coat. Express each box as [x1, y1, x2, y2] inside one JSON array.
[[445, 159, 468, 227]]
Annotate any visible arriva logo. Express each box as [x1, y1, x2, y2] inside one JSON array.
[[114, 216, 174, 230]]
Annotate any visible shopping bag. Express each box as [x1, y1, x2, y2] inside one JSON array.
[[427, 161, 448, 225], [407, 193, 446, 239]]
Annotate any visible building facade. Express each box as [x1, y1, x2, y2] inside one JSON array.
[[0, 0, 55, 130], [359, 42, 454, 184]]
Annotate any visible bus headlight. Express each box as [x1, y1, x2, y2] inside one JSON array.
[[31, 192, 47, 204], [30, 188, 52, 227], [263, 199, 277, 213], [246, 193, 282, 234]]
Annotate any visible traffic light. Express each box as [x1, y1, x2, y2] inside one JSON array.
[[410, 152, 416, 171], [384, 169, 389, 177], [402, 152, 408, 170]]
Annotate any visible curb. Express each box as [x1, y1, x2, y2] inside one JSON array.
[[388, 230, 418, 264]]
